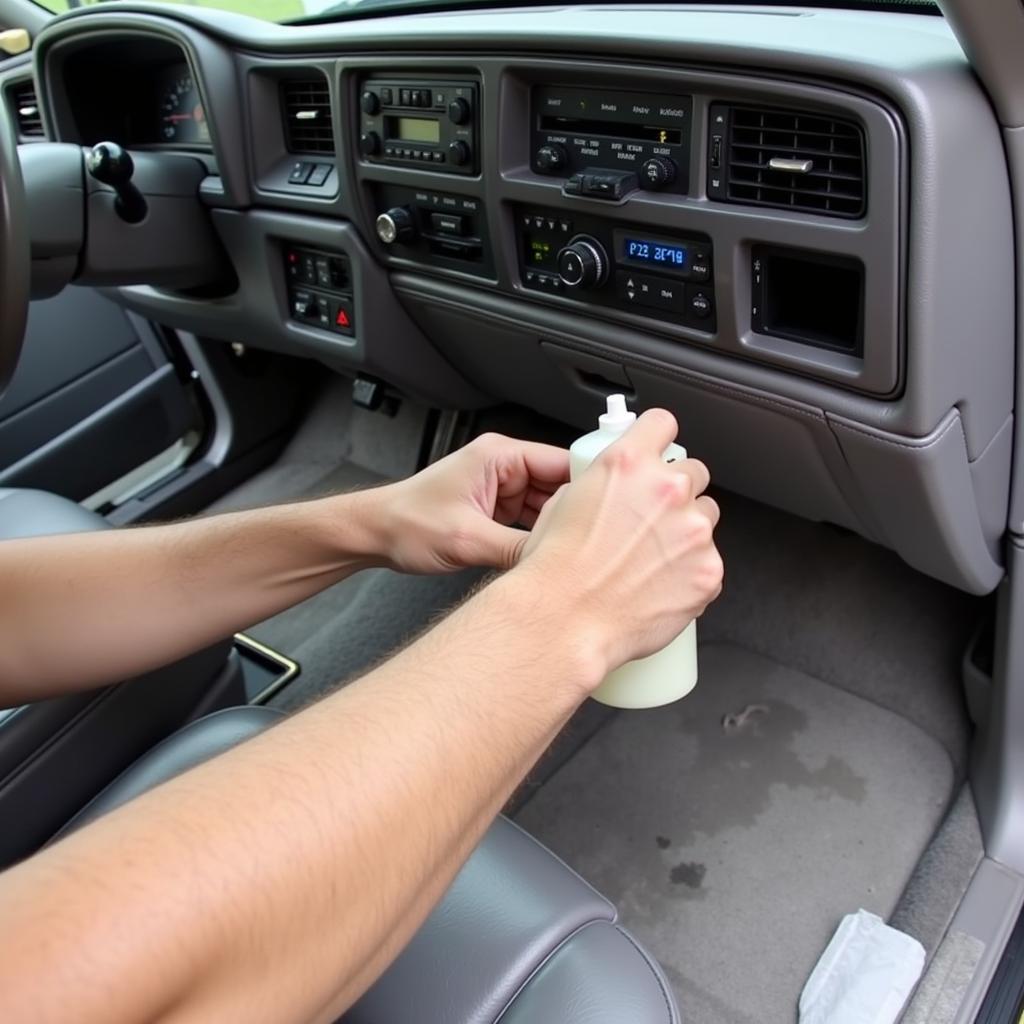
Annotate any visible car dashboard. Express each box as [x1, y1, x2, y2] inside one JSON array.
[[5, 1, 1016, 596]]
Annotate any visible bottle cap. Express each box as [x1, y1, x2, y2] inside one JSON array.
[[598, 393, 637, 433]]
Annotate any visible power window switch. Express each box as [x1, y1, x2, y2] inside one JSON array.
[[308, 163, 332, 187], [288, 161, 313, 184]]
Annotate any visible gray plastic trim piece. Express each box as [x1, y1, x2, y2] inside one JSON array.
[[108, 210, 484, 408], [973, 538, 1024, 875]]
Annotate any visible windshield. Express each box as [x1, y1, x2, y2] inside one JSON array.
[[31, 0, 941, 25]]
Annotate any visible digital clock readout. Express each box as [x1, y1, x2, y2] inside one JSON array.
[[624, 238, 688, 268]]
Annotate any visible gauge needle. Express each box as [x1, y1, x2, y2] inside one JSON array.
[[165, 113, 193, 122]]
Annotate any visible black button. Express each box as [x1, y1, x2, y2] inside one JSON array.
[[385, 146, 396, 156], [315, 257, 331, 288], [299, 253, 316, 284], [431, 212, 465, 235], [532, 215, 546, 230], [307, 164, 331, 187], [564, 175, 583, 195], [432, 151, 444, 162], [421, 89, 432, 107], [411, 89, 422, 106], [381, 87, 393, 105], [690, 250, 711, 281], [559, 220, 572, 233], [434, 91, 447, 108], [287, 161, 313, 184], [688, 288, 713, 319], [525, 270, 537, 285], [400, 88, 411, 106]]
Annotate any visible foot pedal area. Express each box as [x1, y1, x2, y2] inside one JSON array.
[[234, 633, 300, 705]]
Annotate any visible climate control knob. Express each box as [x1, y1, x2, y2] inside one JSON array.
[[556, 236, 609, 290], [376, 207, 416, 245], [640, 156, 677, 190], [360, 90, 380, 115], [359, 131, 381, 157], [535, 143, 568, 173]]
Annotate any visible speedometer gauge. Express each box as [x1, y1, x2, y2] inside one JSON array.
[[158, 68, 210, 146]]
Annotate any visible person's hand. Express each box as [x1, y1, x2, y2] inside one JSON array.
[[368, 433, 570, 574], [515, 409, 723, 685]]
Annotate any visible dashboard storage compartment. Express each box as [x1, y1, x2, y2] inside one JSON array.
[[752, 246, 864, 355]]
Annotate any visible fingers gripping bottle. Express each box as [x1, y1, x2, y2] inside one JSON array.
[[569, 394, 699, 709]]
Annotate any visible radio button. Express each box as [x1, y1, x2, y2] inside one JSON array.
[[360, 91, 380, 115], [360, 132, 382, 157], [381, 88, 393, 105], [400, 88, 412, 106], [688, 288, 714, 319], [421, 89, 432, 107], [411, 89, 422, 106], [690, 251, 711, 282], [447, 97, 471, 125], [431, 213, 466, 235], [432, 151, 445, 163]]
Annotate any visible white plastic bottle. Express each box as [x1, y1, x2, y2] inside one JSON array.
[[569, 394, 698, 709]]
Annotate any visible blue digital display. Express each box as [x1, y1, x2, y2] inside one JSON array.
[[624, 238, 688, 268]]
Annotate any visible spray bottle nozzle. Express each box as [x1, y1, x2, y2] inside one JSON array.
[[598, 393, 637, 433]]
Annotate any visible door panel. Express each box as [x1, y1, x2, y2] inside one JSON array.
[[0, 288, 199, 501]]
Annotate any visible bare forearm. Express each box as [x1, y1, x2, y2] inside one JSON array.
[[0, 568, 596, 1023], [0, 492, 384, 701]]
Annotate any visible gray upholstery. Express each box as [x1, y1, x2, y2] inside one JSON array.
[[58, 705, 681, 1024], [0, 486, 238, 867], [0, 486, 107, 538], [58, 705, 286, 838]]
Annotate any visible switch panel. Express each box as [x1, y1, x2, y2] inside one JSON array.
[[284, 244, 354, 336]]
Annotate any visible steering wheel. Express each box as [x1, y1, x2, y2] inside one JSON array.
[[0, 97, 29, 395]]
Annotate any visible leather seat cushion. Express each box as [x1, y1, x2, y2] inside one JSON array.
[[58, 705, 681, 1024], [0, 487, 108, 539]]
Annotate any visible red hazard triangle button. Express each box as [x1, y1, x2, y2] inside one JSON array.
[[335, 307, 351, 328]]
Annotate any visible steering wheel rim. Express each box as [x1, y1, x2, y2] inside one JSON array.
[[0, 97, 30, 395]]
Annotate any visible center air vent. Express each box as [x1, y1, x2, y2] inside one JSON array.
[[281, 78, 334, 155], [8, 82, 44, 140], [708, 103, 866, 218]]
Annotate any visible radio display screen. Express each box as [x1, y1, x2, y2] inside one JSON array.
[[623, 237, 688, 268], [391, 117, 441, 144]]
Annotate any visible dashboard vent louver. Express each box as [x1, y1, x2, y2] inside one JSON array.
[[9, 82, 44, 139], [721, 105, 865, 218], [281, 78, 334, 155]]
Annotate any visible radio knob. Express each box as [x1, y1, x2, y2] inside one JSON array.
[[448, 140, 471, 166], [360, 90, 380, 115], [376, 207, 416, 245], [360, 131, 381, 157], [535, 144, 568, 174], [447, 97, 471, 125], [640, 156, 677, 190], [556, 236, 608, 290]]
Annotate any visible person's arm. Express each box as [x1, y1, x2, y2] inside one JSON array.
[[0, 410, 723, 1024], [0, 434, 568, 703]]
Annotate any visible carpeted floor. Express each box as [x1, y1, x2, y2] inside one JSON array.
[[516, 643, 956, 1024]]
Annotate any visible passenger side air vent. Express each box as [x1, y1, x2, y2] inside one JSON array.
[[281, 78, 334, 155], [708, 104, 866, 218], [8, 82, 44, 140]]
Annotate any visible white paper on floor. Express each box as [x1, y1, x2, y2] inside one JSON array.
[[800, 909, 926, 1024]]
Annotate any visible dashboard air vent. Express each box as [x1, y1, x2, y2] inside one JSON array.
[[9, 82, 44, 139], [710, 104, 865, 218], [281, 78, 334, 155]]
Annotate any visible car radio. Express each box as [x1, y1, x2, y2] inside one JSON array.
[[519, 208, 714, 331], [531, 86, 692, 195], [358, 78, 479, 175]]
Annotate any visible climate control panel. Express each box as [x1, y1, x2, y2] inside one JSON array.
[[519, 209, 714, 331]]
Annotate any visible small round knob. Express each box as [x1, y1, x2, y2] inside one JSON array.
[[360, 91, 380, 115], [360, 131, 381, 157], [447, 97, 471, 125], [447, 140, 471, 166], [376, 207, 416, 245], [556, 236, 608, 290], [640, 156, 677, 190], [86, 141, 135, 187], [535, 144, 568, 173]]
